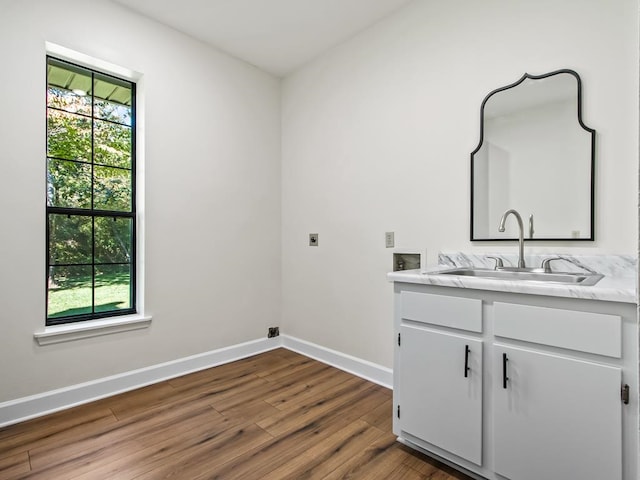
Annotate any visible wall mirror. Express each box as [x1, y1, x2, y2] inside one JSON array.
[[471, 69, 595, 241]]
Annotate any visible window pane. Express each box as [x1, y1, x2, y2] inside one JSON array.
[[95, 264, 131, 313], [47, 59, 93, 114], [47, 158, 92, 208], [47, 265, 92, 318], [94, 119, 132, 168], [47, 110, 91, 161], [47, 86, 92, 116], [94, 75, 132, 111], [94, 166, 132, 211], [48, 214, 92, 265], [95, 98, 132, 125], [95, 216, 133, 264]]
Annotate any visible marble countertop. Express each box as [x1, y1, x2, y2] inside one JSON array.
[[388, 253, 637, 304]]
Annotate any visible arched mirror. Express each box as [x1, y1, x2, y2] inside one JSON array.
[[470, 69, 595, 241]]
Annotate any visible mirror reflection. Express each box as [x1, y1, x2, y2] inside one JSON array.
[[471, 70, 595, 241]]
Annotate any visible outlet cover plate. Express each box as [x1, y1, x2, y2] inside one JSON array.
[[385, 232, 395, 248]]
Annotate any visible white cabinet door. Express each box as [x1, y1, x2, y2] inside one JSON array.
[[493, 345, 622, 480], [398, 325, 483, 465]]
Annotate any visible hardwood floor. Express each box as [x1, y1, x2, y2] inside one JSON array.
[[0, 348, 473, 479]]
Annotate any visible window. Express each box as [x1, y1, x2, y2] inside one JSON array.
[[46, 56, 136, 325]]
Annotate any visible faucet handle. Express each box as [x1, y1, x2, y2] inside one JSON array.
[[486, 256, 504, 270], [541, 257, 562, 273], [541, 256, 597, 274]]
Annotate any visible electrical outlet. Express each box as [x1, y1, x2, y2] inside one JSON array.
[[385, 232, 395, 248], [309, 233, 319, 246], [268, 327, 280, 338]]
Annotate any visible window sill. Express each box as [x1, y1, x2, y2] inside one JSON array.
[[34, 314, 152, 346]]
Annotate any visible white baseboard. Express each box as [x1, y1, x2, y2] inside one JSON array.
[[0, 336, 282, 428], [0, 334, 392, 428], [281, 334, 393, 389]]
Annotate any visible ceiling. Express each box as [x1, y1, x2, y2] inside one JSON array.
[[111, 0, 414, 77]]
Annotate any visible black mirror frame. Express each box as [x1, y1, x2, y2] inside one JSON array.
[[470, 69, 596, 242]]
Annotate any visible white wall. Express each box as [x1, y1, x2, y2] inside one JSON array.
[[281, 0, 639, 368], [0, 0, 281, 402]]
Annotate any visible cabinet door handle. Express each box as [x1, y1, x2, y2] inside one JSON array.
[[502, 353, 509, 389], [464, 345, 470, 378]]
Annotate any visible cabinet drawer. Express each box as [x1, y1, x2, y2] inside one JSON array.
[[400, 291, 482, 332], [494, 302, 621, 358]]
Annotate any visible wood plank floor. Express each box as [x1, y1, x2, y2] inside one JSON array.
[[0, 348, 473, 479]]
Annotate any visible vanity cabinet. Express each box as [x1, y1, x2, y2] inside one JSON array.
[[395, 290, 483, 466], [492, 301, 623, 480], [493, 345, 621, 480], [399, 326, 483, 465], [393, 284, 637, 480]]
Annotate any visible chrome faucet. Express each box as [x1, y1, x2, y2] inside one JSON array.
[[498, 209, 526, 268]]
